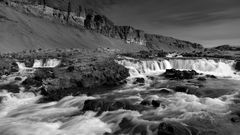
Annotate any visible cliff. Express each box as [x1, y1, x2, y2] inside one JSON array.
[[213, 45, 240, 51], [1, 0, 204, 52]]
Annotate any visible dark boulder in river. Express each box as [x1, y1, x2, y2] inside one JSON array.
[[235, 61, 240, 71], [163, 69, 198, 80], [133, 77, 145, 84], [82, 99, 147, 114]]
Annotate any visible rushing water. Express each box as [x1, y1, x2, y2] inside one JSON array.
[[1, 57, 240, 135]]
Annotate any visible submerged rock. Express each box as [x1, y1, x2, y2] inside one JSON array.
[[163, 69, 198, 80]]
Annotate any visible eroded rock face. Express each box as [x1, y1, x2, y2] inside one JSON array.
[[3, 0, 204, 52]]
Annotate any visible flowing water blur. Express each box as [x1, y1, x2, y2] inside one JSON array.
[[0, 57, 240, 135]]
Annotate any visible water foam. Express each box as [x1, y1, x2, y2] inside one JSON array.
[[0, 91, 109, 135], [117, 57, 238, 78]]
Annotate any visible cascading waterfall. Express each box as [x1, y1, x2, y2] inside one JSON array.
[[168, 59, 236, 77], [43, 59, 61, 67], [17, 59, 61, 73], [33, 59, 61, 68], [33, 60, 44, 68], [117, 58, 238, 78], [116, 59, 172, 76]]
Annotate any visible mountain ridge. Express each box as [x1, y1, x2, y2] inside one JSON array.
[[0, 0, 204, 52]]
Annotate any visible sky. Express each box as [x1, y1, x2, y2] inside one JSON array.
[[82, 0, 240, 47]]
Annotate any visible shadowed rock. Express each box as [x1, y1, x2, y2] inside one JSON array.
[[163, 69, 198, 80], [82, 99, 148, 114]]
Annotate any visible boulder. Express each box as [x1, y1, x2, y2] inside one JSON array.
[[82, 99, 147, 114], [133, 77, 145, 84], [205, 74, 217, 79], [163, 69, 198, 80], [235, 61, 240, 71], [15, 77, 22, 81], [197, 77, 206, 81], [152, 100, 161, 108]]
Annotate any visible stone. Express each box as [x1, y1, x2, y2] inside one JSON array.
[[163, 69, 198, 80], [15, 77, 22, 81], [197, 77, 206, 81], [235, 61, 240, 71], [152, 100, 161, 108], [133, 77, 145, 84], [205, 74, 217, 79], [82, 99, 147, 114]]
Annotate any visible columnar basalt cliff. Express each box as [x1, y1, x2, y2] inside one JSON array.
[[1, 0, 204, 52]]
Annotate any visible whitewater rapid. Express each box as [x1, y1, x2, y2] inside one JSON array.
[[17, 59, 61, 73], [117, 57, 239, 78], [0, 57, 240, 135]]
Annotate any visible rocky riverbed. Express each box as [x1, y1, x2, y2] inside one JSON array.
[[1, 49, 240, 135]]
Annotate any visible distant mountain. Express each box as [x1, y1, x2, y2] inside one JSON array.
[[213, 45, 240, 51], [0, 0, 204, 53]]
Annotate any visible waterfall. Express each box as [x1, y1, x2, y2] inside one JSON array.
[[33, 60, 43, 68], [16, 62, 35, 73], [43, 59, 61, 67], [116, 59, 172, 76], [33, 59, 61, 68], [17, 59, 61, 73], [117, 58, 237, 78]]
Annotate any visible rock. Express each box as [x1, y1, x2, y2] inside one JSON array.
[[230, 116, 240, 123], [235, 61, 240, 71], [0, 59, 19, 76], [22, 68, 55, 88], [152, 100, 161, 108], [174, 86, 188, 93], [133, 77, 145, 84], [174, 86, 197, 95], [140, 100, 151, 106], [197, 77, 206, 81], [0, 84, 20, 93], [205, 74, 217, 79], [66, 66, 75, 72], [82, 99, 147, 114], [15, 77, 22, 81], [115, 117, 149, 135], [158, 122, 199, 135], [163, 69, 198, 80], [158, 89, 173, 94]]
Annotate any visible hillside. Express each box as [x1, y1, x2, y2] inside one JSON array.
[[213, 45, 240, 51], [0, 0, 204, 53], [0, 3, 147, 53]]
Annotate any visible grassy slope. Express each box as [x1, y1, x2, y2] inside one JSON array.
[[0, 4, 147, 53]]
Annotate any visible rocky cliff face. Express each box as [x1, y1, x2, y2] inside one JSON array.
[[2, 0, 204, 52], [213, 45, 240, 51]]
